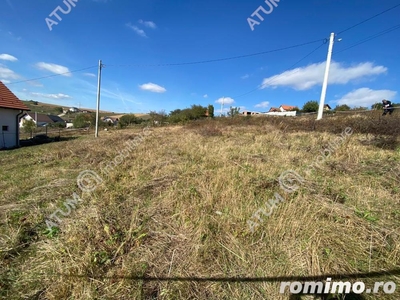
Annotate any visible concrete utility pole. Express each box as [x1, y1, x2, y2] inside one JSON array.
[[95, 60, 103, 138], [317, 32, 335, 120]]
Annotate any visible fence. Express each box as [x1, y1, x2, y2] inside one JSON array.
[[19, 126, 92, 140]]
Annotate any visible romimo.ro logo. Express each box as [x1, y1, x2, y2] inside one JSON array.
[[280, 278, 396, 295]]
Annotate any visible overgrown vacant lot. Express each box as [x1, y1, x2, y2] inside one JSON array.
[[0, 115, 399, 299]]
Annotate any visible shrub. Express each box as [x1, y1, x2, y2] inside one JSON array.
[[302, 101, 319, 112]]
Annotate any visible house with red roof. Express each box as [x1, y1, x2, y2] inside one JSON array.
[[0, 81, 30, 149], [279, 104, 298, 112]]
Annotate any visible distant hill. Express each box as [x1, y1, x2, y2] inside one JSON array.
[[22, 100, 65, 115], [21, 100, 149, 120], [21, 100, 115, 115]]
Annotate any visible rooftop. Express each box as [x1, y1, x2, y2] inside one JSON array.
[[0, 81, 30, 111]]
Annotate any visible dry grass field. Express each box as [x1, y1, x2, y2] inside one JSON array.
[[0, 113, 399, 299]]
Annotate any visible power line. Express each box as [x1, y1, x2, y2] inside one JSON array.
[[5, 40, 325, 85], [6, 3, 400, 86], [334, 23, 400, 55], [106, 39, 325, 67], [7, 66, 98, 85], [231, 40, 328, 100], [233, 20, 400, 102], [337, 3, 400, 35]]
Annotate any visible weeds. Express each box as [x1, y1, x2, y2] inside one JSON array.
[[0, 116, 399, 299]]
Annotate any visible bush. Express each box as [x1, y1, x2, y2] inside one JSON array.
[[168, 105, 208, 123], [335, 104, 350, 111], [302, 101, 319, 112], [227, 106, 240, 117], [118, 114, 140, 128], [207, 105, 214, 118], [22, 119, 36, 134], [73, 114, 90, 128], [49, 122, 66, 128]]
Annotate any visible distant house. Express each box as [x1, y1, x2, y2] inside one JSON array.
[[324, 104, 331, 111], [265, 111, 297, 117], [269, 107, 280, 112], [279, 105, 298, 112], [19, 112, 64, 127], [0, 81, 30, 149], [69, 107, 80, 113], [48, 114, 66, 125], [102, 116, 119, 125], [242, 110, 260, 115]]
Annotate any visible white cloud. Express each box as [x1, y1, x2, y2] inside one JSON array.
[[83, 72, 96, 77], [30, 92, 71, 99], [1, 80, 11, 84], [126, 23, 147, 37], [138, 19, 157, 29], [0, 64, 20, 80], [241, 74, 249, 79], [336, 88, 397, 107], [261, 61, 387, 90], [139, 82, 166, 93], [203, 94, 208, 98], [255, 101, 270, 108], [215, 97, 234, 105], [36, 62, 71, 77], [0, 54, 17, 62]]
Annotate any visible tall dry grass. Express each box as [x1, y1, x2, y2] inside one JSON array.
[[0, 114, 399, 299]]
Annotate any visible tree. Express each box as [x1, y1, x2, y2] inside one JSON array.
[[23, 119, 36, 137], [227, 106, 240, 117], [351, 106, 367, 111], [169, 109, 182, 116], [119, 114, 139, 128], [371, 102, 383, 110], [149, 110, 168, 124], [55, 107, 63, 114], [207, 104, 214, 118], [190, 105, 207, 119], [167, 105, 208, 123], [302, 101, 319, 113], [335, 104, 350, 111], [157, 110, 168, 122], [73, 114, 90, 128]]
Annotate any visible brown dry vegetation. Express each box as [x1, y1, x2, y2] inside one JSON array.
[[0, 113, 399, 299]]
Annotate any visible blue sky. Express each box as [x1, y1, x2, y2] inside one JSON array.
[[0, 0, 399, 114]]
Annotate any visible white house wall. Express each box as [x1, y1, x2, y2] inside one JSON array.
[[0, 108, 19, 148], [265, 111, 297, 117], [19, 115, 33, 127]]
